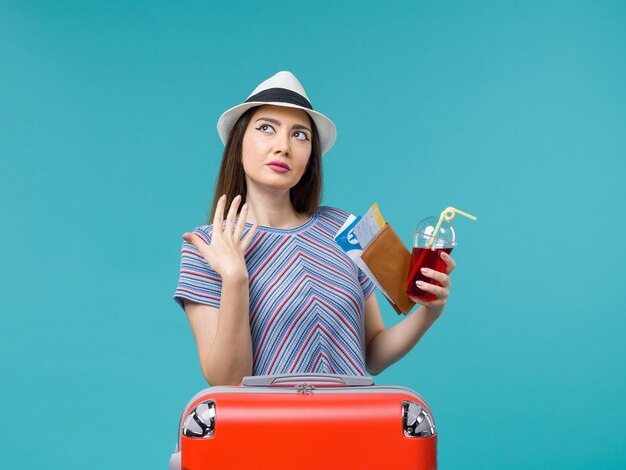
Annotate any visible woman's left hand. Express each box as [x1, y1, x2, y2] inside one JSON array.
[[408, 251, 456, 316]]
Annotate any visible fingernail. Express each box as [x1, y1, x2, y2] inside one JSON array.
[[242, 203, 248, 210], [220, 194, 226, 201], [416, 280, 424, 286], [441, 252, 448, 257], [421, 268, 429, 274], [235, 194, 241, 200]]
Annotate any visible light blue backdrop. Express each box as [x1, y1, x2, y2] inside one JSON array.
[[1, 1, 624, 468]]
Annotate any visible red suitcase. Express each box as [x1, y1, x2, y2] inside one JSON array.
[[169, 373, 437, 470]]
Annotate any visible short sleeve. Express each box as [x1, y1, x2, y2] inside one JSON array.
[[358, 266, 376, 299], [173, 225, 222, 311]]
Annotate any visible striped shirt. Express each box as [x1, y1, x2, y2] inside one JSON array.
[[173, 206, 376, 376]]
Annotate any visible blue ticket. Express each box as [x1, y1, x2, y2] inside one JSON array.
[[335, 215, 362, 251]]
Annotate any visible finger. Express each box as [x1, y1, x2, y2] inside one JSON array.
[[212, 194, 227, 235], [233, 202, 249, 241], [420, 267, 449, 286], [240, 224, 259, 252], [183, 232, 209, 256], [408, 294, 434, 306], [442, 251, 456, 275], [415, 280, 447, 299], [224, 195, 241, 235]]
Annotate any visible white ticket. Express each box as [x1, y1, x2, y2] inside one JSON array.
[[352, 203, 386, 249]]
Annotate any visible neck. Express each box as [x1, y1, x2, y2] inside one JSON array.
[[243, 182, 309, 229]]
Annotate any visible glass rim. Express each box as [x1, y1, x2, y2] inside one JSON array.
[[413, 230, 457, 246]]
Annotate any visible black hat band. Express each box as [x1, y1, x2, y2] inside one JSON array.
[[245, 87, 313, 110]]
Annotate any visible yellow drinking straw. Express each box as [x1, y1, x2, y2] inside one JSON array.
[[426, 206, 478, 249]]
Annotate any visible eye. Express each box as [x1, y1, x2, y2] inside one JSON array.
[[292, 130, 310, 141], [256, 123, 275, 133]]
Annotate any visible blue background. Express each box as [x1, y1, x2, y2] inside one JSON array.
[[1, 1, 625, 468]]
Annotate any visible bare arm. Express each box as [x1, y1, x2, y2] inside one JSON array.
[[364, 251, 456, 375], [365, 295, 442, 376], [182, 194, 258, 386], [184, 274, 253, 385]]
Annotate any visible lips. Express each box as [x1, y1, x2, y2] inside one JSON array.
[[266, 161, 290, 171]]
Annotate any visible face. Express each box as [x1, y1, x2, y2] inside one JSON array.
[[241, 104, 313, 194]]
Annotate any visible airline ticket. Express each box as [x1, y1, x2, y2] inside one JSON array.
[[334, 209, 392, 303], [352, 203, 386, 249]]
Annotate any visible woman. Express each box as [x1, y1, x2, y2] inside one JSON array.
[[173, 71, 456, 386]]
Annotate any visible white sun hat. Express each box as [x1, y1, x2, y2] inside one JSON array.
[[216, 71, 337, 156]]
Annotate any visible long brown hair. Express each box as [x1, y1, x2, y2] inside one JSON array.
[[207, 106, 323, 223]]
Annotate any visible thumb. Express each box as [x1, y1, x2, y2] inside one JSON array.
[[183, 232, 207, 251]]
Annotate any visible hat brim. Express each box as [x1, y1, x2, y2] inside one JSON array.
[[217, 101, 337, 156]]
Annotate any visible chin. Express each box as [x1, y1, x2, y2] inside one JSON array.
[[248, 176, 300, 192]]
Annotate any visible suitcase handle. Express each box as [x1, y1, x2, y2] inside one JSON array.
[[241, 373, 374, 387]]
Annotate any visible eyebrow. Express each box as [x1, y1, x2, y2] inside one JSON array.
[[255, 117, 311, 133]]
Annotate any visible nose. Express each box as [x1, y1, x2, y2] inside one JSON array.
[[273, 129, 291, 157]]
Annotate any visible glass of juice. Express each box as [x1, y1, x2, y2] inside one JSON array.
[[405, 217, 457, 302]]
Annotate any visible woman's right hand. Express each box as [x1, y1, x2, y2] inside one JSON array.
[[182, 194, 258, 281]]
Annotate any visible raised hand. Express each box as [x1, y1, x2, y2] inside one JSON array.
[[182, 194, 258, 281]]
